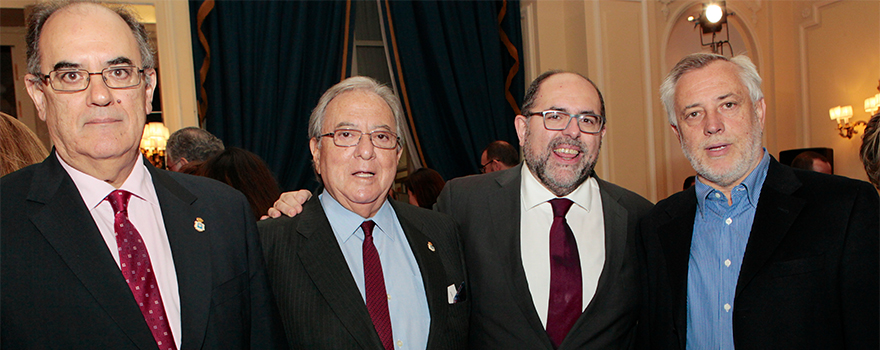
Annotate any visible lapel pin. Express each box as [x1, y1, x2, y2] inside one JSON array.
[[427, 241, 435, 252], [194, 217, 206, 232]]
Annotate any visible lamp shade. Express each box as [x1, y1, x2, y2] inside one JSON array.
[[865, 93, 880, 113], [141, 122, 170, 151]]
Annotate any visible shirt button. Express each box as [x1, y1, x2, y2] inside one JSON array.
[[725, 217, 732, 225], [387, 294, 391, 300], [397, 340, 403, 347], [714, 193, 721, 198], [725, 259, 731, 267], [724, 303, 732, 312]]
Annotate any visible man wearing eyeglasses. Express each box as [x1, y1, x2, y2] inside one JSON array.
[[1, 2, 285, 349], [436, 70, 653, 349], [257, 76, 468, 350], [479, 140, 519, 174]]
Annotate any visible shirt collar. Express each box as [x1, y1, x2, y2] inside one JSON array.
[[57, 152, 157, 209], [521, 161, 597, 212], [318, 189, 397, 244], [695, 149, 770, 210]]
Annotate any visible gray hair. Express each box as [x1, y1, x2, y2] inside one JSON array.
[[660, 53, 763, 127], [521, 70, 606, 122], [166, 127, 225, 163], [26, 0, 156, 77], [308, 76, 405, 149]]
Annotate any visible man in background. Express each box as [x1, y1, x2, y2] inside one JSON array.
[[1, 2, 284, 348], [638, 53, 878, 349], [480, 140, 519, 173], [165, 126, 224, 172], [438, 70, 652, 349], [790, 150, 832, 174]]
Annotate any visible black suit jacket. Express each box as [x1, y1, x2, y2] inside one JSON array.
[[258, 197, 468, 350], [436, 164, 653, 349], [637, 158, 879, 349], [1, 154, 286, 349]]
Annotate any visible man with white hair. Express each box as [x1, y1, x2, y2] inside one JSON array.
[[638, 53, 878, 349]]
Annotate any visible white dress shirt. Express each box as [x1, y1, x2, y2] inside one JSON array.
[[59, 154, 181, 348], [519, 164, 606, 327]]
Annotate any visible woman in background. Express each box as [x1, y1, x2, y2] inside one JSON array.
[[403, 168, 445, 209], [195, 147, 281, 219], [1, 112, 48, 176]]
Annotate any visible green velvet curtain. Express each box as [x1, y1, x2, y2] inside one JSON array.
[[381, 0, 523, 179], [190, 0, 353, 191]]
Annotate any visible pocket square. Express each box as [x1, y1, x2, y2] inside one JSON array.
[[447, 282, 466, 304]]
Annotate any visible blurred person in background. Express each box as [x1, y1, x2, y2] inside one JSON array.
[[1, 112, 48, 176], [165, 126, 224, 172], [403, 168, 445, 209], [480, 140, 519, 173], [195, 147, 281, 220]]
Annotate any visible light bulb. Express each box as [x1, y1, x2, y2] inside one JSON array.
[[706, 4, 723, 23]]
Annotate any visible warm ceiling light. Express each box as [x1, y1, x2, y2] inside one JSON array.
[[705, 4, 723, 23]]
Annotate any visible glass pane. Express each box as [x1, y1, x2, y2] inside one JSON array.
[[354, 0, 382, 42], [356, 46, 391, 86]]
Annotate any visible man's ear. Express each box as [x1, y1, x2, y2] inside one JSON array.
[[514, 115, 528, 147], [670, 124, 682, 143], [309, 137, 321, 175], [24, 74, 48, 121], [143, 68, 158, 114]]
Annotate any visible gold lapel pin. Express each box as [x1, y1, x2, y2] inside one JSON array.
[[194, 217, 206, 232], [427, 241, 435, 252]]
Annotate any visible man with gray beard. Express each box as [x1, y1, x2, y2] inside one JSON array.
[[637, 53, 878, 349], [436, 70, 653, 349]]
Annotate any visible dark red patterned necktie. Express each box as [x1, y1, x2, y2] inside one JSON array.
[[107, 190, 177, 350], [546, 198, 583, 348], [361, 220, 393, 350]]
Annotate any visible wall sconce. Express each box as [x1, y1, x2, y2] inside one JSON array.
[[140, 122, 170, 168], [829, 105, 865, 139], [687, 2, 734, 55]]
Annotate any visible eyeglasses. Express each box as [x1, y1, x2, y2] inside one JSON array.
[[39, 66, 145, 92], [319, 129, 400, 150], [528, 110, 604, 134], [480, 159, 495, 173]]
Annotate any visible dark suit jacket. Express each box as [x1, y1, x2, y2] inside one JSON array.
[[436, 164, 654, 349], [257, 197, 468, 350], [637, 158, 879, 350], [1, 154, 286, 349]]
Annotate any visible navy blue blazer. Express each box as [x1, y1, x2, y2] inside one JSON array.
[[1, 153, 286, 349], [637, 158, 879, 349]]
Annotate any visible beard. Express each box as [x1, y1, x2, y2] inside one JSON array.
[[681, 114, 764, 189], [522, 125, 600, 197]]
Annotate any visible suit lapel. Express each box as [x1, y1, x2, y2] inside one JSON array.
[[296, 200, 385, 349], [736, 160, 804, 296], [148, 164, 211, 350], [494, 166, 554, 348], [27, 154, 159, 350], [656, 188, 698, 349], [391, 201, 448, 349]]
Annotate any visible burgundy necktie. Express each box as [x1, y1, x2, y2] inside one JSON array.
[[546, 198, 583, 348], [107, 190, 177, 350], [361, 220, 393, 350]]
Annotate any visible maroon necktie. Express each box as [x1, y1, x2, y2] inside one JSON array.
[[107, 190, 177, 350], [361, 220, 393, 350], [546, 198, 583, 348]]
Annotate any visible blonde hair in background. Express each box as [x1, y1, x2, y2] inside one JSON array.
[[1, 112, 49, 176]]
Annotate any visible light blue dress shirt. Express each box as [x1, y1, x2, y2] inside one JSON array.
[[319, 191, 430, 349], [687, 150, 770, 350]]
